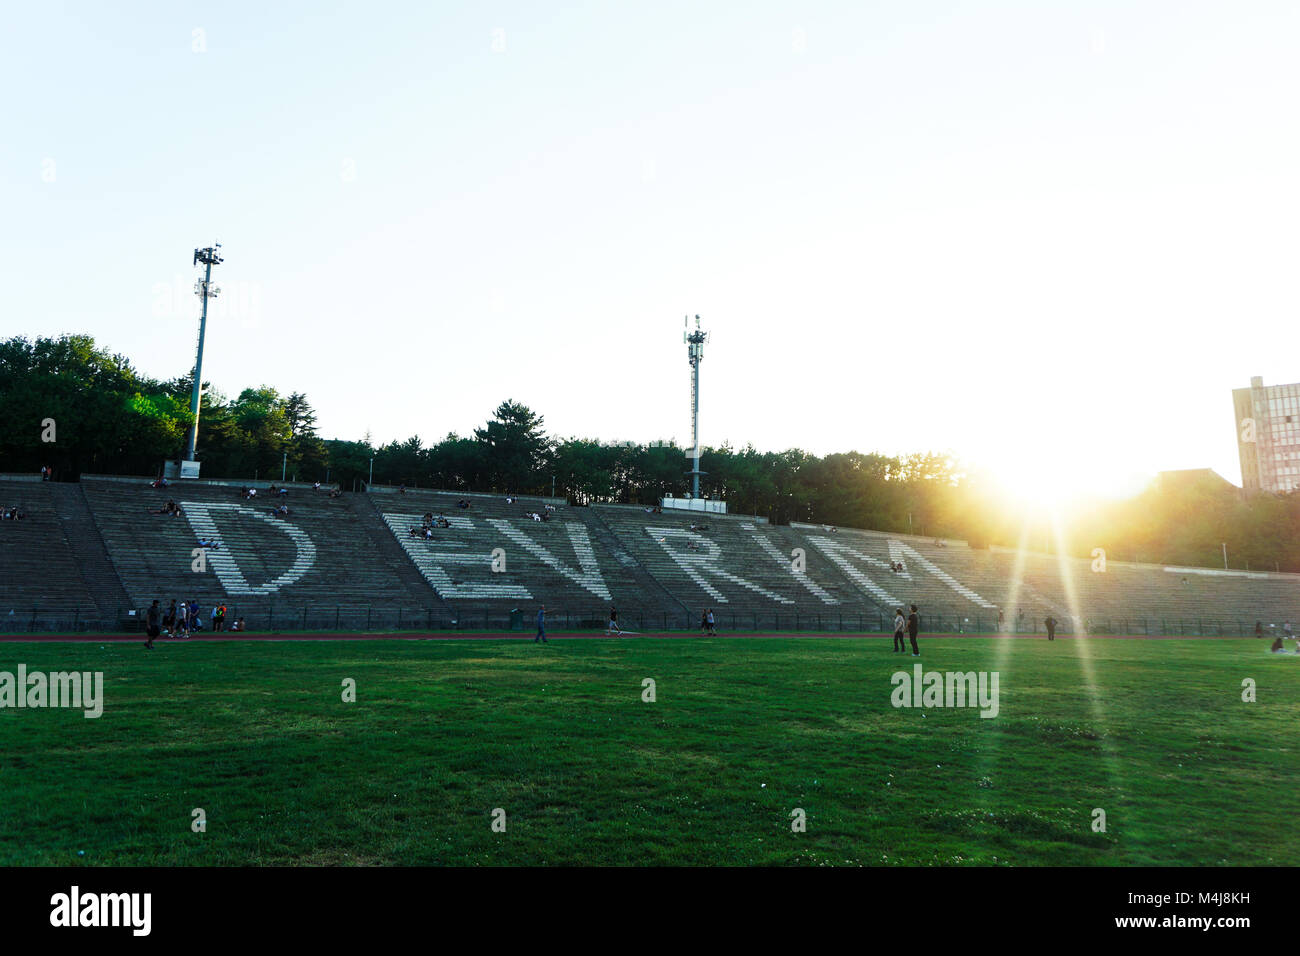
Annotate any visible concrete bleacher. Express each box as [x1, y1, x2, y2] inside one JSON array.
[[786, 524, 1300, 635], [6, 474, 1300, 635], [368, 488, 675, 628], [595, 506, 887, 629], [1005, 548, 1300, 634], [0, 480, 104, 629], [789, 526, 1057, 629], [80, 477, 447, 631]]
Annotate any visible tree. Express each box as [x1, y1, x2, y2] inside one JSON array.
[[473, 400, 550, 493], [0, 334, 190, 477]]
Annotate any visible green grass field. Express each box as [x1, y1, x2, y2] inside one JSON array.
[[1, 635, 1296, 866]]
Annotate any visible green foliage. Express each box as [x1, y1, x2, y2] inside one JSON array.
[[0, 334, 191, 476], [12, 333, 1300, 571], [473, 399, 551, 493]]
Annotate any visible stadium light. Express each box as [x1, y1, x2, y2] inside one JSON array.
[[184, 242, 224, 470], [683, 314, 709, 498]]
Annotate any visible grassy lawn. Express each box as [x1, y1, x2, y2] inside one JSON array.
[[0, 635, 1295, 866]]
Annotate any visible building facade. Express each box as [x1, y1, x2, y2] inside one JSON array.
[[1233, 376, 1300, 494]]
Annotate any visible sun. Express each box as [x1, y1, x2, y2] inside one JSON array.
[[977, 460, 1099, 521]]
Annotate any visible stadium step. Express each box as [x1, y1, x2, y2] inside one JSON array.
[[47, 483, 133, 624], [584, 506, 691, 617], [350, 492, 457, 619]]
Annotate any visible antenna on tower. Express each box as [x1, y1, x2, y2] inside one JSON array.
[[182, 242, 224, 474], [683, 314, 709, 498]]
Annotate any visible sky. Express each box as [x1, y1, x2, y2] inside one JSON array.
[[3, 1, 1298, 506]]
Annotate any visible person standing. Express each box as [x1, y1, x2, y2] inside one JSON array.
[[907, 604, 920, 657], [535, 604, 547, 643], [706, 609, 716, 635], [145, 600, 161, 649], [1045, 616, 1057, 641], [893, 608, 907, 653], [606, 606, 622, 636]]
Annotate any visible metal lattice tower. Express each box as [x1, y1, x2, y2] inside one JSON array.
[[683, 314, 709, 497], [184, 243, 223, 462]]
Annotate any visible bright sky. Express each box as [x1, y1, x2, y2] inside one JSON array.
[[3, 1, 1298, 505]]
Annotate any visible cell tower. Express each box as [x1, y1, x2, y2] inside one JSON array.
[[683, 314, 709, 498], [184, 243, 223, 466]]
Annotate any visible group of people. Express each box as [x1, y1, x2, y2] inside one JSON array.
[[1264, 620, 1298, 653], [892, 605, 922, 656], [241, 485, 293, 501], [1256, 621, 1294, 638], [408, 513, 451, 538], [534, 604, 639, 640], [1, 506, 26, 521], [150, 500, 183, 517], [888, 560, 906, 573], [143, 598, 245, 647]]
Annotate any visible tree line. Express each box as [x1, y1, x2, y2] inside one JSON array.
[[4, 333, 1300, 571]]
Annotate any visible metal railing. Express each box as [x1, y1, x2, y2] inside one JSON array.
[[0, 604, 1283, 639]]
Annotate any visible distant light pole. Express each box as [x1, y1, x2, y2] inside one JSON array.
[[282, 452, 288, 482], [369, 457, 374, 487], [1223, 542, 1228, 570], [682, 314, 709, 498], [184, 243, 223, 464]]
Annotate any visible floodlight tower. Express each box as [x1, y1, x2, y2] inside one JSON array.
[[184, 243, 223, 463], [683, 314, 710, 498]]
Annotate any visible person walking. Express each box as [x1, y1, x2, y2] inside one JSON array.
[[145, 599, 161, 649], [606, 606, 622, 636], [1045, 616, 1057, 641], [907, 604, 920, 657], [535, 604, 547, 643], [893, 607, 907, 653], [706, 609, 716, 635]]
